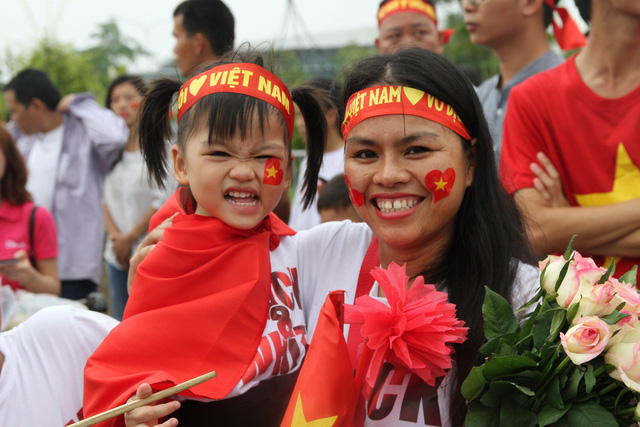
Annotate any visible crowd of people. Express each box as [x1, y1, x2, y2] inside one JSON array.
[[0, 0, 638, 425]]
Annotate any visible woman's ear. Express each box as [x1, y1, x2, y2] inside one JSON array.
[[465, 138, 478, 187], [172, 144, 189, 186]]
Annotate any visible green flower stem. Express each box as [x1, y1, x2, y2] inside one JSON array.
[[598, 382, 618, 396], [617, 407, 636, 416], [529, 356, 572, 411], [593, 365, 606, 377]]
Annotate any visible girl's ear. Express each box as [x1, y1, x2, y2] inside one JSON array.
[[283, 153, 294, 191], [172, 144, 189, 186]]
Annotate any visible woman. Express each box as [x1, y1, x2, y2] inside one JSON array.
[[0, 125, 59, 295], [103, 75, 172, 320], [125, 48, 537, 427]]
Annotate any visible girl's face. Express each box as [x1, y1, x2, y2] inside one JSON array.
[[109, 82, 142, 128], [344, 114, 475, 251], [172, 113, 292, 229]]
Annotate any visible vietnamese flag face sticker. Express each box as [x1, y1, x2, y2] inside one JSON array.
[[263, 157, 283, 185], [344, 175, 364, 207], [425, 168, 455, 203], [130, 102, 139, 110]]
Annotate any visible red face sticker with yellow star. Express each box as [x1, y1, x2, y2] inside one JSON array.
[[344, 175, 364, 207], [425, 168, 455, 203], [263, 157, 283, 185]]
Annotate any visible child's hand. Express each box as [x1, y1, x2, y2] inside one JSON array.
[[124, 383, 180, 427], [127, 213, 178, 293]]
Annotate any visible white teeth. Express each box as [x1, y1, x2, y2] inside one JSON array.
[[229, 199, 257, 206], [375, 198, 419, 213], [228, 191, 254, 198]]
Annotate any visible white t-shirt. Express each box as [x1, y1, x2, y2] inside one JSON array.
[[26, 123, 65, 212], [102, 150, 173, 269], [288, 148, 345, 231], [295, 221, 540, 427], [0, 305, 118, 426]]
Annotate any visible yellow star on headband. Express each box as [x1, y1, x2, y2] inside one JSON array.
[[434, 177, 448, 191], [266, 165, 279, 179], [291, 393, 338, 427]]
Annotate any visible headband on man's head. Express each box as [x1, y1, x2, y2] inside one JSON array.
[[544, 0, 586, 50], [341, 85, 470, 141], [177, 63, 294, 138], [378, 0, 437, 26]]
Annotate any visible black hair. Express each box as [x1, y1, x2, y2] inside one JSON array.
[[4, 68, 61, 110], [317, 174, 352, 212], [139, 51, 326, 212], [174, 0, 235, 57], [295, 77, 344, 133], [543, 0, 556, 28], [106, 75, 147, 109], [340, 48, 535, 426], [575, 0, 591, 24]]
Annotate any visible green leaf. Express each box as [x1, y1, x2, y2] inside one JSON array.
[[597, 259, 616, 284], [565, 300, 581, 325], [498, 395, 537, 427], [563, 235, 577, 260], [566, 401, 617, 427], [515, 287, 544, 314], [483, 286, 519, 340], [584, 364, 596, 394], [532, 308, 555, 349], [555, 259, 572, 293], [465, 402, 499, 427], [462, 366, 487, 401], [480, 333, 519, 356], [601, 310, 630, 325], [538, 403, 571, 426], [562, 366, 585, 401], [545, 377, 564, 410], [619, 265, 638, 286], [549, 308, 567, 342], [482, 355, 538, 381]]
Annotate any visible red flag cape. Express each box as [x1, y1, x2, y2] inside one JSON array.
[[84, 213, 294, 426], [149, 188, 189, 231], [280, 291, 358, 426]]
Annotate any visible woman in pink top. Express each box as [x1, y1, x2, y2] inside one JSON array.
[[0, 125, 59, 294]]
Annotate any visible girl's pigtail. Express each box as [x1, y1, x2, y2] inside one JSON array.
[[139, 78, 182, 188], [291, 87, 328, 208]]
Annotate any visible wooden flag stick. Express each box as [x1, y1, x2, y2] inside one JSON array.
[[69, 371, 217, 427]]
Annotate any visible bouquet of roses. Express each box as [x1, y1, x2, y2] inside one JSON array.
[[463, 238, 640, 426]]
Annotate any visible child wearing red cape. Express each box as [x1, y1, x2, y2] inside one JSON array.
[[83, 56, 327, 426]]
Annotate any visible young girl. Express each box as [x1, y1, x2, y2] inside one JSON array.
[[102, 75, 172, 320], [83, 55, 326, 426]]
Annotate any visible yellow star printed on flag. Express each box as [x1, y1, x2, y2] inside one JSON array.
[[291, 393, 338, 427], [434, 177, 448, 191], [266, 165, 279, 179], [574, 143, 640, 206]]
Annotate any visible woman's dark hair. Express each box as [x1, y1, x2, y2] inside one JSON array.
[[575, 0, 591, 24], [0, 125, 31, 205], [340, 48, 535, 426], [139, 51, 326, 211], [106, 75, 147, 109]]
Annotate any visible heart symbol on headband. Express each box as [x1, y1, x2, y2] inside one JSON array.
[[425, 168, 455, 203], [189, 75, 207, 97], [403, 87, 425, 106]]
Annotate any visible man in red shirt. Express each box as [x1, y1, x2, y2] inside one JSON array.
[[500, 0, 640, 272]]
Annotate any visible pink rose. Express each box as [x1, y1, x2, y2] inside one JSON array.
[[607, 316, 640, 348], [605, 340, 640, 393], [539, 252, 606, 308], [572, 282, 618, 322], [560, 316, 612, 365], [611, 279, 640, 313]]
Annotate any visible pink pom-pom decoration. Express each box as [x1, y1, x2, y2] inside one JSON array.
[[345, 262, 468, 389]]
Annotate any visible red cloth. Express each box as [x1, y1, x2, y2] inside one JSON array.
[[280, 291, 358, 427], [0, 201, 57, 291], [84, 212, 294, 426], [148, 188, 189, 231], [500, 55, 640, 273]]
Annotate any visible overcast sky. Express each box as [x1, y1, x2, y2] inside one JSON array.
[[1, 0, 409, 75]]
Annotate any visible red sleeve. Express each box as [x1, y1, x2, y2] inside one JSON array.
[[500, 82, 549, 195], [32, 207, 58, 260]]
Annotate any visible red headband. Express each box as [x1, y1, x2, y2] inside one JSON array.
[[378, 0, 437, 26], [176, 63, 294, 138], [544, 0, 586, 51], [341, 86, 470, 141]]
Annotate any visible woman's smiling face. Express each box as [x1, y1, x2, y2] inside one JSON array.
[[344, 114, 475, 251]]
